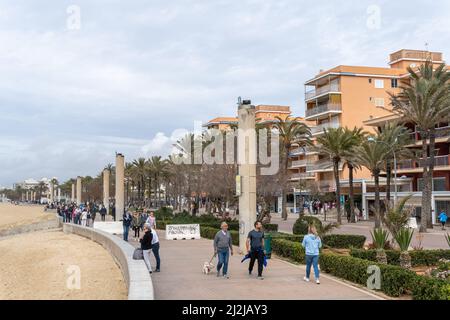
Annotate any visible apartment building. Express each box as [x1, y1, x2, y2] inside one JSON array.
[[299, 49, 448, 220]]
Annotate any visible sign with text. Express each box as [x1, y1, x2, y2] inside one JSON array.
[[166, 224, 201, 240]]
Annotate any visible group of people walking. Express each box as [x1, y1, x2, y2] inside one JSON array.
[[56, 202, 108, 227], [213, 221, 323, 284]]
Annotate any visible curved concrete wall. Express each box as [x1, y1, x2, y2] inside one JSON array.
[[62, 223, 154, 300]]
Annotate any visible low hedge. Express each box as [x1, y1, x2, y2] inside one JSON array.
[[272, 239, 306, 263], [263, 224, 279, 232], [322, 234, 366, 249], [319, 254, 417, 297], [200, 226, 239, 246], [350, 249, 450, 267], [269, 232, 304, 242], [273, 238, 450, 299]]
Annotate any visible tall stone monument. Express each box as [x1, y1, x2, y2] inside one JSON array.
[[237, 100, 257, 254]]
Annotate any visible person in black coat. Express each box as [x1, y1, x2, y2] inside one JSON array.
[[140, 223, 154, 273]]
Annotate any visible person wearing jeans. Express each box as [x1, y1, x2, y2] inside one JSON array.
[[151, 227, 161, 272], [140, 224, 153, 274], [122, 210, 132, 242], [302, 225, 322, 284], [214, 222, 234, 279], [246, 221, 265, 280]]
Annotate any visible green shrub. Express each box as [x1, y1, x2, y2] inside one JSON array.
[[154, 207, 174, 220], [293, 216, 322, 235], [350, 249, 450, 267], [272, 239, 306, 263], [322, 234, 366, 249], [200, 226, 239, 246], [412, 276, 450, 300], [269, 232, 304, 242], [319, 254, 417, 297]]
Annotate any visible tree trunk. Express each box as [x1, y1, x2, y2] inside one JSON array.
[[427, 129, 436, 229], [348, 164, 356, 223], [420, 131, 430, 233], [374, 170, 381, 228], [333, 159, 342, 225]]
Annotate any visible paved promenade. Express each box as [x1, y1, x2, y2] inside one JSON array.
[[126, 230, 382, 300]]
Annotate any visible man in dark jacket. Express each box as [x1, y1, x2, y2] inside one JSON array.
[[123, 210, 132, 242], [140, 223, 154, 273]]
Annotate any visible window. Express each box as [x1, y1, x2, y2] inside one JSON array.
[[391, 79, 398, 88], [374, 98, 385, 107], [418, 178, 447, 192], [375, 79, 384, 88]]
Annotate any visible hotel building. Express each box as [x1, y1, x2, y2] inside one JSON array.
[[300, 49, 450, 222]]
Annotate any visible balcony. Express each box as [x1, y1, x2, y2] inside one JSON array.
[[305, 103, 342, 120], [307, 158, 345, 173], [290, 172, 316, 181], [305, 83, 340, 101], [311, 120, 341, 136], [289, 146, 319, 157], [408, 126, 450, 144], [317, 180, 336, 192], [397, 155, 450, 171], [289, 159, 307, 168]]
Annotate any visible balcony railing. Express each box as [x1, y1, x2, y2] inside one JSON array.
[[289, 146, 318, 156], [307, 158, 333, 172], [290, 172, 315, 180], [311, 120, 340, 135], [408, 126, 450, 142], [397, 155, 450, 170], [305, 103, 342, 119], [305, 83, 340, 101], [290, 159, 307, 168]]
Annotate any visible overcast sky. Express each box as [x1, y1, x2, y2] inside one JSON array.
[[1, 0, 450, 187]]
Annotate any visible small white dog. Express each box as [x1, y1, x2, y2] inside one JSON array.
[[202, 254, 216, 275], [202, 261, 215, 275]]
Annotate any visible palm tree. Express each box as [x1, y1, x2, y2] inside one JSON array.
[[272, 116, 311, 220], [315, 127, 360, 224], [356, 136, 390, 228], [147, 156, 168, 208], [377, 122, 412, 203], [390, 60, 450, 231], [342, 127, 366, 223], [132, 158, 147, 204]]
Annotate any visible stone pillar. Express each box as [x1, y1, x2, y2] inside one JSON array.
[[103, 169, 110, 209], [76, 176, 82, 205], [49, 184, 53, 202], [115, 153, 125, 220], [71, 183, 75, 203], [237, 102, 257, 254], [57, 188, 61, 202]]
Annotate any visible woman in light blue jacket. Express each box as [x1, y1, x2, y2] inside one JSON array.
[[302, 225, 322, 284]]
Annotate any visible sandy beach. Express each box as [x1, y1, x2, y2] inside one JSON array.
[[0, 229, 127, 300], [0, 204, 127, 300], [0, 203, 55, 231]]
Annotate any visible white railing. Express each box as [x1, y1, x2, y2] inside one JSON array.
[[306, 103, 342, 118], [311, 120, 341, 135], [290, 159, 307, 167], [305, 83, 340, 100], [290, 172, 315, 180]]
